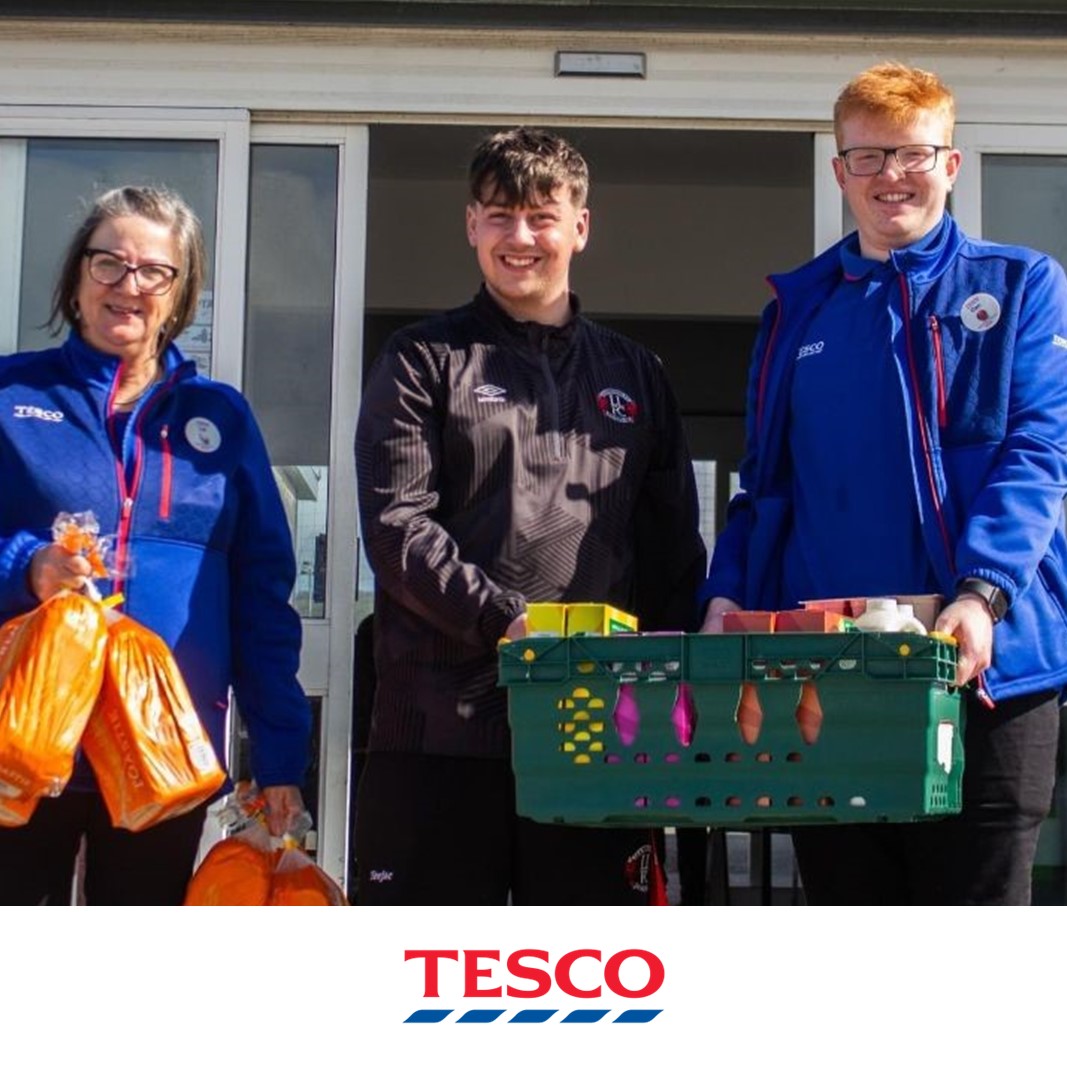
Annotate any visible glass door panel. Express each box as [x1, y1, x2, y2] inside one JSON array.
[[244, 143, 338, 624], [244, 141, 341, 864]]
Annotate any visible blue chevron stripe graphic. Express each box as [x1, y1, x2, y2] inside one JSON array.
[[561, 1010, 611, 1023], [457, 1010, 507, 1023], [404, 1010, 454, 1023], [509, 1010, 558, 1023], [614, 1010, 662, 1023]]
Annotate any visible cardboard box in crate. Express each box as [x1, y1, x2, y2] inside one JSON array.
[[526, 602, 638, 637], [499, 631, 963, 827]]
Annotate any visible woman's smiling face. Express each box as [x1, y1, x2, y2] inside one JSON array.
[[75, 214, 180, 363]]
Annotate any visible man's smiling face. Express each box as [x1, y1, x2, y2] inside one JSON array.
[[834, 111, 960, 261], [465, 183, 589, 326]]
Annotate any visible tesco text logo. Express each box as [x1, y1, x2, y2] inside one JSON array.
[[402, 948, 664, 1024]]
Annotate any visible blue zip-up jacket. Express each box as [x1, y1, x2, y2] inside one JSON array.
[[703, 215, 1067, 701], [0, 332, 311, 788]]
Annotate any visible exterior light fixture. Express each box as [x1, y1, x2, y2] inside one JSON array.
[[554, 52, 647, 78]]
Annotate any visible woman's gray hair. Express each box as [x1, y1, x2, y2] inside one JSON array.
[[48, 185, 206, 354]]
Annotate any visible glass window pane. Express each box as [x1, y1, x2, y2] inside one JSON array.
[[244, 144, 338, 620], [17, 138, 218, 366], [982, 154, 1067, 266]]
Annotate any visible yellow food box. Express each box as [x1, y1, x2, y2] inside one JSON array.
[[564, 603, 638, 636], [525, 603, 569, 637]]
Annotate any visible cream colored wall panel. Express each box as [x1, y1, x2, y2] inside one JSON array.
[[1, 27, 1067, 127]]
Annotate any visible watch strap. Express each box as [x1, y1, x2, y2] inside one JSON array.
[[956, 577, 1009, 624]]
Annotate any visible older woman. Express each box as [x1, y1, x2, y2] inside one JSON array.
[[0, 186, 310, 904]]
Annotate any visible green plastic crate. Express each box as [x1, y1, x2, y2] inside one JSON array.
[[499, 631, 964, 827]]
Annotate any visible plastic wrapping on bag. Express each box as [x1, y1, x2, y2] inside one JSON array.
[[184, 786, 345, 905], [52, 510, 113, 579], [184, 819, 275, 906], [82, 613, 226, 832], [0, 591, 109, 802], [269, 842, 348, 906]]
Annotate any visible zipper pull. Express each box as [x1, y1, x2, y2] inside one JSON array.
[[974, 669, 996, 709], [122, 497, 134, 516]]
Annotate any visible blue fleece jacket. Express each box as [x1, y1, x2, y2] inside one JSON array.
[[0, 332, 311, 788], [703, 215, 1067, 701]]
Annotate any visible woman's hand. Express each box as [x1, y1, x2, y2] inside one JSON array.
[[28, 544, 93, 601], [261, 784, 306, 837]]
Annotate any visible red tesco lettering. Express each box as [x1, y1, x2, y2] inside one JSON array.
[[404, 948, 664, 999]]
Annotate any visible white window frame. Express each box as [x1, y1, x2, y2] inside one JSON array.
[[952, 124, 1067, 239], [0, 105, 250, 382]]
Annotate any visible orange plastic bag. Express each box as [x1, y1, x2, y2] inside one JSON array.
[[184, 828, 276, 906], [269, 842, 348, 906], [82, 614, 226, 831], [0, 591, 109, 801], [0, 789, 39, 828]]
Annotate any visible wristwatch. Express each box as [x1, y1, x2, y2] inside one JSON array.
[[956, 577, 1009, 624]]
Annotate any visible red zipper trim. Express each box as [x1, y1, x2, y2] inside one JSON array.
[[900, 277, 955, 572], [159, 425, 172, 520], [930, 314, 947, 428]]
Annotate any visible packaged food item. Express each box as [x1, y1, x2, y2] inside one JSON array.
[[0, 591, 109, 801], [184, 786, 345, 905], [185, 824, 275, 906], [269, 841, 348, 906], [0, 789, 39, 828], [83, 613, 226, 831]]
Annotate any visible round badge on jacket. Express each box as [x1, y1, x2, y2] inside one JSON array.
[[185, 417, 222, 453], [960, 292, 1002, 332]]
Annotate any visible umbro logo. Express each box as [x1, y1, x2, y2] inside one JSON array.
[[13, 404, 63, 422], [474, 384, 507, 403]]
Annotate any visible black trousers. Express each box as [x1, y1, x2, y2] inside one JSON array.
[[355, 751, 660, 905], [791, 689, 1061, 905], [0, 791, 207, 905]]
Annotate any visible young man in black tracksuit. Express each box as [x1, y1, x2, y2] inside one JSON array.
[[355, 127, 706, 905]]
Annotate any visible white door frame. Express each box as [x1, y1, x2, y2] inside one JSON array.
[[252, 122, 369, 885]]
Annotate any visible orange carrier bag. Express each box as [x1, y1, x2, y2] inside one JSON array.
[[82, 614, 226, 832], [0, 591, 109, 802], [185, 831, 276, 906], [269, 842, 348, 906], [0, 790, 39, 828]]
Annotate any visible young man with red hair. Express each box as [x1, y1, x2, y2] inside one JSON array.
[[702, 63, 1067, 904]]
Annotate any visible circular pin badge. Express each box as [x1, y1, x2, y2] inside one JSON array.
[[960, 292, 1001, 332], [184, 416, 222, 453]]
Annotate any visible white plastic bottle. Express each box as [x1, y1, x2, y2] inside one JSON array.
[[854, 597, 903, 632]]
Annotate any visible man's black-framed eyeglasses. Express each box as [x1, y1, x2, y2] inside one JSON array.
[[83, 249, 180, 295], [838, 144, 952, 177]]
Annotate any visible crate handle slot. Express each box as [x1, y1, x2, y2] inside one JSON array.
[[736, 682, 763, 744], [795, 680, 823, 744], [670, 683, 697, 747], [612, 683, 640, 745]]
